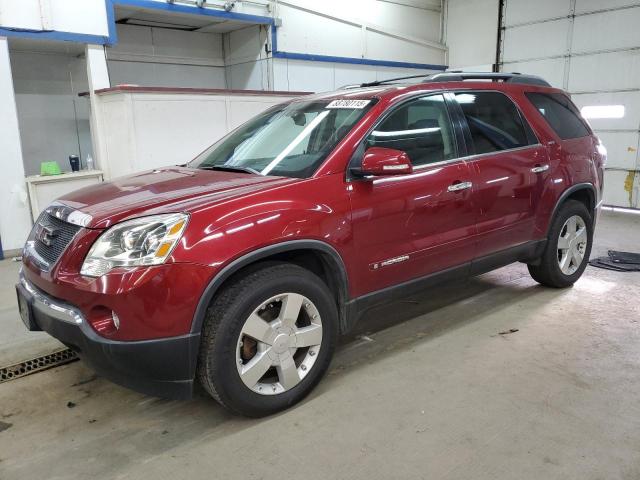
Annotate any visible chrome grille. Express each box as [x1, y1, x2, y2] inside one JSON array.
[[30, 212, 81, 267]]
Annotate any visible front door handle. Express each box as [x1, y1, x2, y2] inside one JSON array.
[[531, 164, 549, 173], [447, 181, 472, 192]]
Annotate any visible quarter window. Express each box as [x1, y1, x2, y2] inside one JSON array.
[[366, 94, 457, 167], [526, 92, 590, 140], [454, 92, 534, 154]]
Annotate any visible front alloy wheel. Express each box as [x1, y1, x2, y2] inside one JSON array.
[[197, 263, 337, 417], [237, 293, 323, 395]]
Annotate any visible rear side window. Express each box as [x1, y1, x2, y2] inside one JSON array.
[[454, 91, 534, 155], [525, 93, 590, 140], [366, 94, 457, 167]]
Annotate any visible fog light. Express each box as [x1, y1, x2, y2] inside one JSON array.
[[88, 306, 120, 336]]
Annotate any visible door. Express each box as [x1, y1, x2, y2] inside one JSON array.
[[451, 91, 549, 258], [348, 93, 477, 296]]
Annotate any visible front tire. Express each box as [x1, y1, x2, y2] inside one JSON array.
[[528, 200, 593, 288], [197, 263, 338, 417]]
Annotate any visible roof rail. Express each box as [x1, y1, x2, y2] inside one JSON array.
[[425, 71, 551, 87], [358, 74, 432, 88]]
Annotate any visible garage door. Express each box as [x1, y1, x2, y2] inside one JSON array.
[[499, 0, 640, 208]]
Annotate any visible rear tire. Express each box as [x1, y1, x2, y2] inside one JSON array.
[[528, 200, 593, 288], [197, 263, 338, 417]]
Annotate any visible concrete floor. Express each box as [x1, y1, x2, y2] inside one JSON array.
[[1, 210, 639, 480]]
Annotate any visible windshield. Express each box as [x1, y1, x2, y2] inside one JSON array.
[[188, 99, 375, 178]]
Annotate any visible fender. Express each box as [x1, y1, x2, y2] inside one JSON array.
[[190, 239, 350, 335], [546, 182, 596, 236]]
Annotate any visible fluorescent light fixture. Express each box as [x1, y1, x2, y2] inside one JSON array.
[[580, 105, 625, 119]]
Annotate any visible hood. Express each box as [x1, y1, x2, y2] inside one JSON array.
[[58, 167, 298, 229]]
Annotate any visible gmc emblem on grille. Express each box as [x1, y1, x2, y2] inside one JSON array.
[[34, 223, 59, 247]]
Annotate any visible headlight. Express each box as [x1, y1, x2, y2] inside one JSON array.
[[81, 213, 188, 277]]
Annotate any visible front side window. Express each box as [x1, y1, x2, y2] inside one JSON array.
[[365, 94, 457, 167], [189, 99, 375, 178], [526, 92, 590, 140], [454, 91, 534, 154]]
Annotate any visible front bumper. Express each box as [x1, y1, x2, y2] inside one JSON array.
[[17, 273, 199, 399]]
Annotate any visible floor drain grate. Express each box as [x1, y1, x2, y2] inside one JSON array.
[[0, 348, 78, 384]]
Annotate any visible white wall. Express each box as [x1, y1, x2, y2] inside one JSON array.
[[225, 1, 446, 92], [107, 24, 226, 88], [273, 0, 444, 64], [444, 0, 499, 70], [0, 0, 109, 36], [224, 25, 270, 90], [272, 58, 442, 92]]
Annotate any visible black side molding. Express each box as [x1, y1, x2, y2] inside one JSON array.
[[345, 240, 546, 331], [470, 240, 546, 275], [344, 261, 470, 331]]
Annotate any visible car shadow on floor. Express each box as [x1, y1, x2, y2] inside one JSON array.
[[330, 266, 559, 378]]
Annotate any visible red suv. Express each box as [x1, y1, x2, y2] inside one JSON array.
[[17, 72, 604, 416]]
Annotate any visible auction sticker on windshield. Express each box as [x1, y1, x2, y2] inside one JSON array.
[[326, 99, 371, 109]]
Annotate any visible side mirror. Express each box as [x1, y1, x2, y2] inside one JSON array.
[[355, 147, 413, 177]]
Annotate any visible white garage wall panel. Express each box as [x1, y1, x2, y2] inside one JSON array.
[[501, 19, 569, 62], [444, 0, 499, 71], [226, 0, 446, 91], [500, 0, 640, 208], [274, 0, 443, 52], [568, 50, 640, 93], [504, 0, 571, 25]]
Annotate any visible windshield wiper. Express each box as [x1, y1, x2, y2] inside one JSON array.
[[199, 165, 262, 175]]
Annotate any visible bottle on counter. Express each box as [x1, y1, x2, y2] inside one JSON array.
[[69, 155, 80, 172], [86, 154, 94, 171]]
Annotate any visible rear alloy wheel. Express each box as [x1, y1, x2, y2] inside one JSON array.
[[197, 263, 337, 417], [528, 199, 593, 288], [556, 215, 588, 275]]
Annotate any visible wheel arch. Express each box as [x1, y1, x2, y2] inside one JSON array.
[[190, 240, 351, 336], [546, 183, 596, 235]]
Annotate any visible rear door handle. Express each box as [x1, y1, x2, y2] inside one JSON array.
[[531, 164, 549, 173], [447, 181, 472, 192]]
